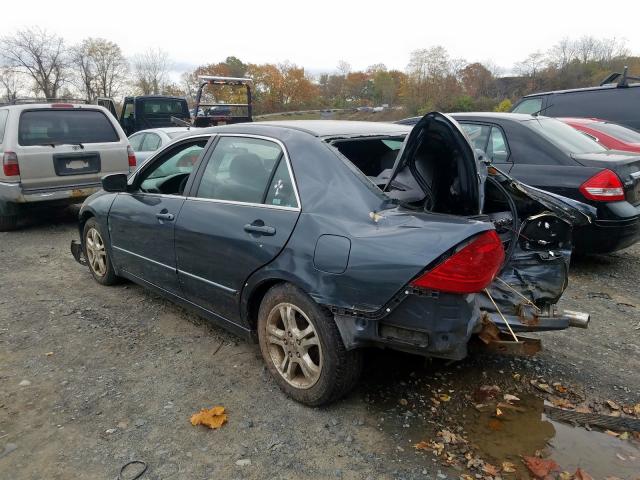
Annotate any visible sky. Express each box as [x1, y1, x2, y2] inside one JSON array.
[[4, 0, 640, 75]]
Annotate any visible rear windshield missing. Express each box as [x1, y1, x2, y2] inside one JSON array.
[[19, 109, 119, 146]]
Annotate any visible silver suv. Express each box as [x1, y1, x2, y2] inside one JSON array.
[[0, 103, 134, 230]]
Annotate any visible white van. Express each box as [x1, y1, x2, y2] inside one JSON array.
[[0, 103, 135, 230]]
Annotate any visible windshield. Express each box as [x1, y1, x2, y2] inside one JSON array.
[[525, 117, 607, 154], [141, 99, 185, 115], [592, 122, 640, 144], [19, 109, 119, 146]]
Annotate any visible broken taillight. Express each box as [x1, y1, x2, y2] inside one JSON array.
[[579, 169, 625, 202], [127, 145, 137, 169], [2, 151, 20, 177], [410, 230, 505, 294]]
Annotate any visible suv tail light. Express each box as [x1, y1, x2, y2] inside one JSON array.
[[410, 230, 505, 294], [579, 169, 624, 202], [2, 151, 20, 177], [127, 145, 137, 169]]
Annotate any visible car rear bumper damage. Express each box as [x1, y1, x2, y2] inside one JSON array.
[[0, 181, 101, 205]]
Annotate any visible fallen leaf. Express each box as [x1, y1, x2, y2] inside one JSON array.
[[619, 431, 630, 440], [513, 373, 521, 381], [488, 418, 503, 431], [459, 475, 474, 480], [523, 456, 560, 478], [475, 384, 501, 401], [532, 382, 555, 395], [497, 402, 527, 412], [633, 403, 640, 416], [609, 410, 622, 418], [553, 382, 568, 393], [504, 394, 520, 403], [438, 393, 451, 402], [45, 352, 54, 356], [558, 472, 572, 480], [575, 405, 592, 414], [398, 398, 408, 406], [496, 407, 504, 417], [190, 406, 227, 429], [574, 468, 594, 480], [483, 463, 499, 476], [604, 430, 620, 437], [607, 400, 621, 410], [551, 397, 576, 409], [615, 453, 626, 461], [414, 441, 430, 451], [502, 461, 516, 473], [438, 429, 465, 444]]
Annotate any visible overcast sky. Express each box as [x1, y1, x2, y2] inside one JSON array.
[[5, 0, 640, 74]]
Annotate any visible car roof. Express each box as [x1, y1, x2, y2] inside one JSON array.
[[130, 127, 193, 136], [228, 120, 411, 137], [522, 82, 640, 98], [451, 112, 537, 122]]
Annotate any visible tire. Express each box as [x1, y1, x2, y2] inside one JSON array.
[[0, 215, 18, 231], [83, 218, 119, 285], [257, 283, 363, 406]]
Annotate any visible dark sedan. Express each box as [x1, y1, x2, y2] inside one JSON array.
[[397, 113, 640, 254], [72, 115, 590, 405]]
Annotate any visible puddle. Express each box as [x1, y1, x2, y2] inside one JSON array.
[[462, 394, 640, 478]]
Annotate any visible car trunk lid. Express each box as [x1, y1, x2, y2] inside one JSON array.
[[572, 151, 640, 205]]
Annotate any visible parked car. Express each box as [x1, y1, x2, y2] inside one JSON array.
[[0, 103, 134, 231], [559, 118, 640, 153], [128, 127, 193, 164], [395, 113, 640, 254], [71, 115, 591, 405], [511, 68, 640, 130], [98, 96, 190, 136]]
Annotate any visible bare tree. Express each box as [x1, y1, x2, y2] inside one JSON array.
[[0, 27, 67, 99], [132, 48, 171, 95], [70, 40, 96, 101], [549, 37, 576, 69], [0, 67, 24, 102]]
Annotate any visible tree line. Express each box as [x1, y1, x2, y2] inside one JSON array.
[[1, 27, 638, 116]]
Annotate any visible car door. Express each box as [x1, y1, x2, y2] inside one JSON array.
[[459, 122, 513, 172], [175, 135, 301, 324], [108, 136, 210, 296]]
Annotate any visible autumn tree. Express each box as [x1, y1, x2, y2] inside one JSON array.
[[0, 28, 67, 99], [70, 38, 127, 101]]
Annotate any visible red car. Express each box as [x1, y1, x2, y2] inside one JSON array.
[[559, 117, 640, 153]]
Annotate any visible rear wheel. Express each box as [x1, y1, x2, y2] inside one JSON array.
[[0, 215, 18, 231], [257, 283, 362, 406], [83, 218, 119, 285]]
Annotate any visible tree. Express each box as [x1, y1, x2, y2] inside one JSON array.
[[0, 27, 67, 99], [0, 67, 24, 102], [460, 62, 494, 98], [70, 38, 127, 101], [132, 48, 171, 95]]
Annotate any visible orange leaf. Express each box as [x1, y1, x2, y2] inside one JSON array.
[[414, 441, 430, 451], [523, 456, 560, 478], [483, 463, 499, 476], [190, 405, 227, 429]]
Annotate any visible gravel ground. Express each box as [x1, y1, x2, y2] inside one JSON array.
[[1, 207, 639, 480]]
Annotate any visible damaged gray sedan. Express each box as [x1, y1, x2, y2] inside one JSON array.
[[71, 114, 592, 405]]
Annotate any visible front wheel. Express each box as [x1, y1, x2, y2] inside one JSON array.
[[83, 218, 119, 285], [257, 283, 362, 406]]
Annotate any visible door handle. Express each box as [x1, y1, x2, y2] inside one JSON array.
[[244, 223, 276, 236], [156, 212, 175, 221]]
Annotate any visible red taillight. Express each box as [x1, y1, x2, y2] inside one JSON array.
[[51, 103, 74, 108], [127, 145, 137, 169], [579, 169, 624, 202], [410, 230, 505, 294], [2, 151, 20, 177]]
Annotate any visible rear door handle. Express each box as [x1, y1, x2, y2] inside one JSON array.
[[244, 224, 276, 236], [156, 212, 175, 221]]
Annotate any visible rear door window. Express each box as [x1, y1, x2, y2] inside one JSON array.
[[512, 98, 543, 115], [128, 133, 145, 151], [195, 136, 283, 204], [141, 133, 161, 151], [488, 127, 509, 162], [0, 110, 8, 144], [18, 109, 120, 146], [460, 124, 491, 152]]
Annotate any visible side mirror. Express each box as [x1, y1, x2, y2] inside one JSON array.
[[101, 173, 129, 192]]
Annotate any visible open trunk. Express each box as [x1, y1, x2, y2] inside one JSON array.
[[330, 112, 594, 348]]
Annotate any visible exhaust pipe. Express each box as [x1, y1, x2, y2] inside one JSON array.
[[563, 310, 590, 329]]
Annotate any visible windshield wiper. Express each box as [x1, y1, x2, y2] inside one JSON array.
[[31, 142, 85, 149]]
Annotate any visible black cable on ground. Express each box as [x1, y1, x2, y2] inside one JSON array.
[[118, 460, 148, 480]]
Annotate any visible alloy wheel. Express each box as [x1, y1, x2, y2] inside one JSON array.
[[85, 227, 107, 277], [265, 302, 323, 389]]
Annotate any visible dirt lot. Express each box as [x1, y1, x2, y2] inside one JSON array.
[[1, 207, 639, 480]]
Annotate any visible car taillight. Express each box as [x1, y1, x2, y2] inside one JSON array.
[[127, 145, 137, 169], [579, 169, 625, 202], [410, 230, 505, 294], [2, 151, 20, 177]]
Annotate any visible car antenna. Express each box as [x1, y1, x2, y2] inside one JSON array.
[[531, 103, 554, 117]]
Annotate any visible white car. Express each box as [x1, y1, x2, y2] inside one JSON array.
[[128, 127, 194, 164], [0, 102, 133, 230]]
